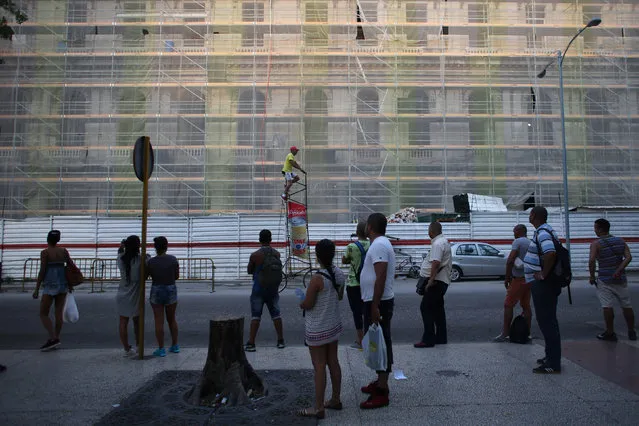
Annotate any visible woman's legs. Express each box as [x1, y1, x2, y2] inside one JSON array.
[[151, 303, 165, 348], [39, 295, 55, 339], [53, 293, 67, 340], [119, 316, 130, 350], [165, 303, 178, 346], [308, 345, 328, 414], [325, 340, 342, 404]]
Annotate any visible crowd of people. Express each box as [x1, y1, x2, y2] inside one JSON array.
[[24, 203, 635, 419], [32, 231, 181, 358]]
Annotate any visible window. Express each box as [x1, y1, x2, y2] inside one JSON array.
[[406, 2, 427, 23], [468, 4, 487, 24], [457, 244, 478, 256], [359, 1, 378, 22], [479, 244, 500, 256], [442, 26, 449, 36], [305, 2, 328, 22], [242, 2, 265, 22], [525, 4, 545, 25], [582, 6, 601, 25]]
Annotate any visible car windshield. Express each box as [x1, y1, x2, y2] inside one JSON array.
[[479, 244, 499, 256]]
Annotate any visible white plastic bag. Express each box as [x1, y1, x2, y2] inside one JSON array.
[[63, 293, 79, 323], [362, 324, 387, 371]]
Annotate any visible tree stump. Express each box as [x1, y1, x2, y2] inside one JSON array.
[[188, 317, 266, 407]]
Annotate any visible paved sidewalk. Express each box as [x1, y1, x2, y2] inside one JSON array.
[[1, 341, 638, 425]]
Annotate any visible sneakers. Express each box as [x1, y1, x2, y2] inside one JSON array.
[[492, 334, 509, 343], [360, 380, 379, 394], [413, 341, 435, 348], [596, 332, 618, 342], [533, 365, 561, 374], [123, 347, 137, 358], [629, 329, 637, 341], [153, 347, 167, 357], [277, 340, 286, 349], [244, 342, 256, 352], [40, 339, 60, 352], [169, 344, 180, 353], [360, 388, 390, 409]]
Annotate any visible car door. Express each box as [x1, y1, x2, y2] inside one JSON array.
[[454, 244, 482, 276], [478, 243, 506, 276]]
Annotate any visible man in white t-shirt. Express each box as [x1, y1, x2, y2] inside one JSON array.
[[358, 212, 395, 410], [415, 221, 452, 348]]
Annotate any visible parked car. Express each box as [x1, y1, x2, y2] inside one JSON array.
[[450, 242, 508, 282]]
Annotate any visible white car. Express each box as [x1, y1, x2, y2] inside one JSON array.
[[450, 242, 508, 282]]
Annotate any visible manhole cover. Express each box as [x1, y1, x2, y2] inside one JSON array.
[[97, 370, 316, 426]]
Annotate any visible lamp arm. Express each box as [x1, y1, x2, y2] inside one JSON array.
[[561, 25, 588, 65]]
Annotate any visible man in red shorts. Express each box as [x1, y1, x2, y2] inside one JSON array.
[[494, 224, 532, 342]]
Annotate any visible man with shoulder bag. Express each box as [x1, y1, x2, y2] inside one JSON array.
[[415, 222, 452, 348]]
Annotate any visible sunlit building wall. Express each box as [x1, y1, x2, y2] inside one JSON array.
[[0, 0, 637, 221]]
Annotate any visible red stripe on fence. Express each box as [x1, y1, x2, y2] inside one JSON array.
[[2, 237, 639, 251]]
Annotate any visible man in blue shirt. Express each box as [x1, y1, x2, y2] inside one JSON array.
[[523, 206, 562, 374]]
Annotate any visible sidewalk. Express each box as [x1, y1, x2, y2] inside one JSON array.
[[1, 341, 638, 425]]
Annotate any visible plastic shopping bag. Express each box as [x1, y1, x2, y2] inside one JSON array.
[[362, 324, 387, 371], [63, 293, 79, 323]]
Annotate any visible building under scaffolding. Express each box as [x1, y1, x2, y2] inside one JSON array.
[[0, 0, 637, 222]]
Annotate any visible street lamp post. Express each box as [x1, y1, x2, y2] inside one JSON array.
[[536, 18, 602, 252]]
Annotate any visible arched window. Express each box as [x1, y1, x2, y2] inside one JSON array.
[[356, 88, 379, 145], [237, 89, 266, 146], [399, 89, 429, 146], [304, 88, 328, 145]]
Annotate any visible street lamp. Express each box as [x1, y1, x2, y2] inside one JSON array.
[[536, 18, 602, 251]]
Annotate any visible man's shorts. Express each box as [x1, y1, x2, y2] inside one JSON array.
[[250, 291, 281, 321], [504, 277, 531, 310], [283, 171, 297, 181], [596, 280, 632, 309], [363, 299, 394, 373]]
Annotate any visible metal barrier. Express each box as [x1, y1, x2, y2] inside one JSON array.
[[22, 257, 97, 292], [22, 257, 216, 293]]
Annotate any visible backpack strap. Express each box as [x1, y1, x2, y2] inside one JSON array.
[[318, 270, 340, 294], [535, 227, 559, 269]]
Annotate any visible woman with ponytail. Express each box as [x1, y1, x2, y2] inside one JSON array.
[[298, 239, 345, 419], [116, 235, 146, 357]]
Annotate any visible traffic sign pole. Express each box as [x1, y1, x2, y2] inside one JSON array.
[[137, 136, 151, 360]]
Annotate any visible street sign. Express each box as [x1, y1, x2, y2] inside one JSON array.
[[133, 136, 154, 182]]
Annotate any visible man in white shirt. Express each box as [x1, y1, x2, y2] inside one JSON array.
[[415, 221, 452, 348], [358, 212, 395, 410]]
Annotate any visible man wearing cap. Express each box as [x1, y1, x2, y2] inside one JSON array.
[[282, 146, 305, 200]]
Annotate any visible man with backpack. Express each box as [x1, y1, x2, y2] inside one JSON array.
[[245, 229, 285, 352], [523, 206, 564, 374], [588, 218, 636, 342], [342, 221, 370, 349]]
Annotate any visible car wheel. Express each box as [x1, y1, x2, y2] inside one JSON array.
[[450, 266, 462, 282]]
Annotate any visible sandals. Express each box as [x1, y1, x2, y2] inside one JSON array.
[[324, 400, 343, 410], [297, 408, 325, 419]]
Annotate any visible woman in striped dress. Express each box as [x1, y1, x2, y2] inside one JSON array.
[[298, 239, 345, 419]]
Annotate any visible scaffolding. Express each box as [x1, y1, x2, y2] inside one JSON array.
[[0, 0, 638, 221]]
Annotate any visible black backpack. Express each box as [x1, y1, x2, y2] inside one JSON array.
[[509, 315, 530, 344], [258, 247, 283, 291], [535, 228, 572, 288], [353, 241, 367, 284]]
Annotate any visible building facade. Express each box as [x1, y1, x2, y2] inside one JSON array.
[[0, 0, 637, 221]]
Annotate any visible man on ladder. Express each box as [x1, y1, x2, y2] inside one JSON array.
[[281, 146, 306, 200]]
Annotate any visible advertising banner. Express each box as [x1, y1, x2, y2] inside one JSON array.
[[287, 200, 309, 258]]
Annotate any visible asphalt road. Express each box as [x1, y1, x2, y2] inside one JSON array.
[[1, 279, 636, 350]]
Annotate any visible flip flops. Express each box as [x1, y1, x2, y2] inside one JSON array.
[[296, 408, 325, 419], [324, 400, 343, 410]]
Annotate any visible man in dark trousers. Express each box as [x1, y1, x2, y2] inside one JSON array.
[[523, 206, 562, 374], [415, 221, 452, 348], [245, 229, 285, 352]]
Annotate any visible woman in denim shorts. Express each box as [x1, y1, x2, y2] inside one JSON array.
[[147, 236, 180, 357], [32, 230, 76, 352]]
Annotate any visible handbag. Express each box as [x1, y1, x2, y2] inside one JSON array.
[[416, 266, 444, 295], [65, 260, 84, 287]]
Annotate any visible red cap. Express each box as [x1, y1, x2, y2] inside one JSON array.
[[290, 146, 298, 152]]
